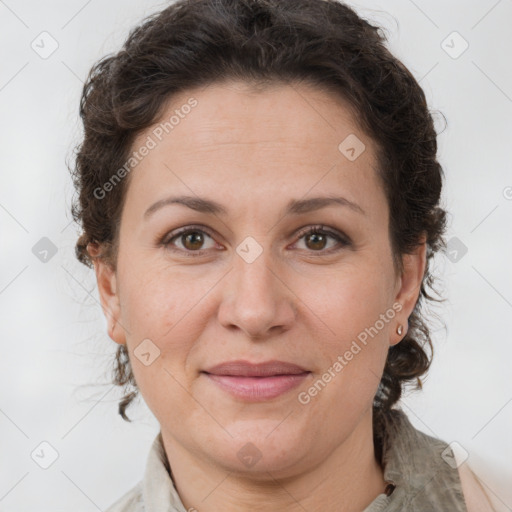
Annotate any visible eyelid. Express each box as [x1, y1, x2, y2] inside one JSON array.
[[291, 225, 351, 253], [293, 225, 349, 243]]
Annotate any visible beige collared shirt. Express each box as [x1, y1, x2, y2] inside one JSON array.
[[105, 408, 480, 511]]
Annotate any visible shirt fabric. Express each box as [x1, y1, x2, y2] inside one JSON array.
[[105, 407, 468, 512]]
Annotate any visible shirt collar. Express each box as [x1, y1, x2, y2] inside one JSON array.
[[142, 432, 188, 512]]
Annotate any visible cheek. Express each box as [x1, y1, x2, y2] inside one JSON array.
[[117, 257, 216, 340], [294, 264, 393, 409], [116, 263, 217, 399], [118, 267, 206, 418], [300, 263, 394, 344]]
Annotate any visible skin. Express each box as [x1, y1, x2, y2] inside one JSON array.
[[91, 80, 426, 512]]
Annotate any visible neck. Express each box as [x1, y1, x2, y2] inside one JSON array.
[[161, 409, 387, 512]]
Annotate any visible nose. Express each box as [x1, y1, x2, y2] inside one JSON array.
[[217, 246, 297, 339]]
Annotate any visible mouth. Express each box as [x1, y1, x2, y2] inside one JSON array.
[[201, 360, 311, 401]]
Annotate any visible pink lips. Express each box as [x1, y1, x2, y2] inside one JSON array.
[[202, 360, 311, 401]]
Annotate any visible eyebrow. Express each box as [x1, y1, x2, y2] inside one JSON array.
[[143, 194, 366, 219]]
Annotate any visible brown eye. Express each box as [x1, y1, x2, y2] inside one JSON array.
[[163, 227, 217, 254], [294, 226, 350, 253], [304, 231, 328, 251], [181, 231, 205, 250]]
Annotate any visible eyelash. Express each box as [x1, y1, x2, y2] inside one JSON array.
[[160, 224, 351, 258]]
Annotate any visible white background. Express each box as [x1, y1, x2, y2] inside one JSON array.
[[1, 0, 511, 510]]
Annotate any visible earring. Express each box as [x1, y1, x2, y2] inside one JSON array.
[[396, 324, 403, 336]]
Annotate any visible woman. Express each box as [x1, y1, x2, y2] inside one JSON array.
[[70, 0, 495, 510]]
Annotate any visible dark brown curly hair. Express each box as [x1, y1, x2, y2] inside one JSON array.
[[70, 0, 447, 424]]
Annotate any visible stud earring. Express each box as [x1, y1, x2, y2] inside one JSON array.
[[397, 324, 403, 336]]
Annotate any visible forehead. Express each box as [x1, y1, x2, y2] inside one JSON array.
[[148, 80, 367, 151], [125, 80, 386, 221]]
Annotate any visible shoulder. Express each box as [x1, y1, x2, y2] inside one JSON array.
[[378, 409, 496, 511], [104, 480, 144, 512], [457, 464, 495, 512]]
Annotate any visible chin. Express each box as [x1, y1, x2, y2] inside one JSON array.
[[202, 421, 314, 477]]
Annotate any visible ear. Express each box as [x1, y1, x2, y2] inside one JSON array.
[[88, 243, 126, 346], [391, 234, 427, 345]]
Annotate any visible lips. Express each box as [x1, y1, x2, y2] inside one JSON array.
[[201, 360, 311, 401], [202, 360, 309, 377]]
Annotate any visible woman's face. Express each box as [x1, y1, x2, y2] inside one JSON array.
[[94, 80, 425, 477]]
